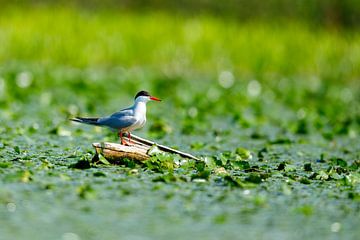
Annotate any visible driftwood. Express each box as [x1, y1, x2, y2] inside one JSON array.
[[93, 134, 200, 163]]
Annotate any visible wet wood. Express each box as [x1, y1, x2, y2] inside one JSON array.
[[93, 134, 200, 163]]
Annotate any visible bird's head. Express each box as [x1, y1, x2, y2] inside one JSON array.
[[134, 90, 161, 103]]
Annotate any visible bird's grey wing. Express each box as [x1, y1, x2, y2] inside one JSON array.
[[110, 107, 133, 118], [97, 115, 137, 129]]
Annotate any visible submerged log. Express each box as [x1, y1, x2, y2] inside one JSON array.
[[93, 134, 200, 163]]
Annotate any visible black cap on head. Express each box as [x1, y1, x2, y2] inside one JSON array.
[[135, 90, 150, 99]]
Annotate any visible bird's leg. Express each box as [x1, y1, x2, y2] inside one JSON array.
[[117, 130, 122, 143], [118, 130, 132, 146], [118, 130, 126, 145]]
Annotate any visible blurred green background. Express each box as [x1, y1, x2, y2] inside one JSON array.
[[0, 0, 359, 131], [0, 1, 360, 240]]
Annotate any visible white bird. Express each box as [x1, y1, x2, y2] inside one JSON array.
[[70, 90, 161, 145]]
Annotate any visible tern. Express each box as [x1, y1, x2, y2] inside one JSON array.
[[70, 90, 161, 145]]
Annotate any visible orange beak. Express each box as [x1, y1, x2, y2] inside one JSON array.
[[150, 96, 161, 101]]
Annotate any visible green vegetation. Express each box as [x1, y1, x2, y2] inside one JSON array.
[[0, 5, 359, 240]]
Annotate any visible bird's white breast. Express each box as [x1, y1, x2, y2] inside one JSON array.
[[129, 101, 147, 131]]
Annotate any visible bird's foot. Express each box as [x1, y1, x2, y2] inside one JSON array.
[[121, 139, 134, 146]]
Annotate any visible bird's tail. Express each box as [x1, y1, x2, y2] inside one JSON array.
[[70, 117, 100, 125]]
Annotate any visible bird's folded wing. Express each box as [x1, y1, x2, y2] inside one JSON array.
[[97, 115, 137, 129], [110, 108, 133, 118]]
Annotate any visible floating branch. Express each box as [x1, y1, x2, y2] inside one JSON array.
[[93, 134, 200, 163]]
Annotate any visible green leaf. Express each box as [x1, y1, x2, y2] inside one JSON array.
[[0, 162, 11, 168], [329, 158, 348, 167], [304, 163, 312, 172], [191, 169, 210, 181], [69, 160, 91, 169], [235, 147, 252, 160], [223, 175, 243, 188], [245, 173, 262, 184], [93, 172, 106, 177], [77, 184, 96, 199], [316, 171, 329, 180], [147, 145, 162, 156], [152, 173, 184, 183], [299, 177, 311, 184], [98, 154, 110, 165], [13, 146, 21, 154], [233, 160, 251, 170]]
